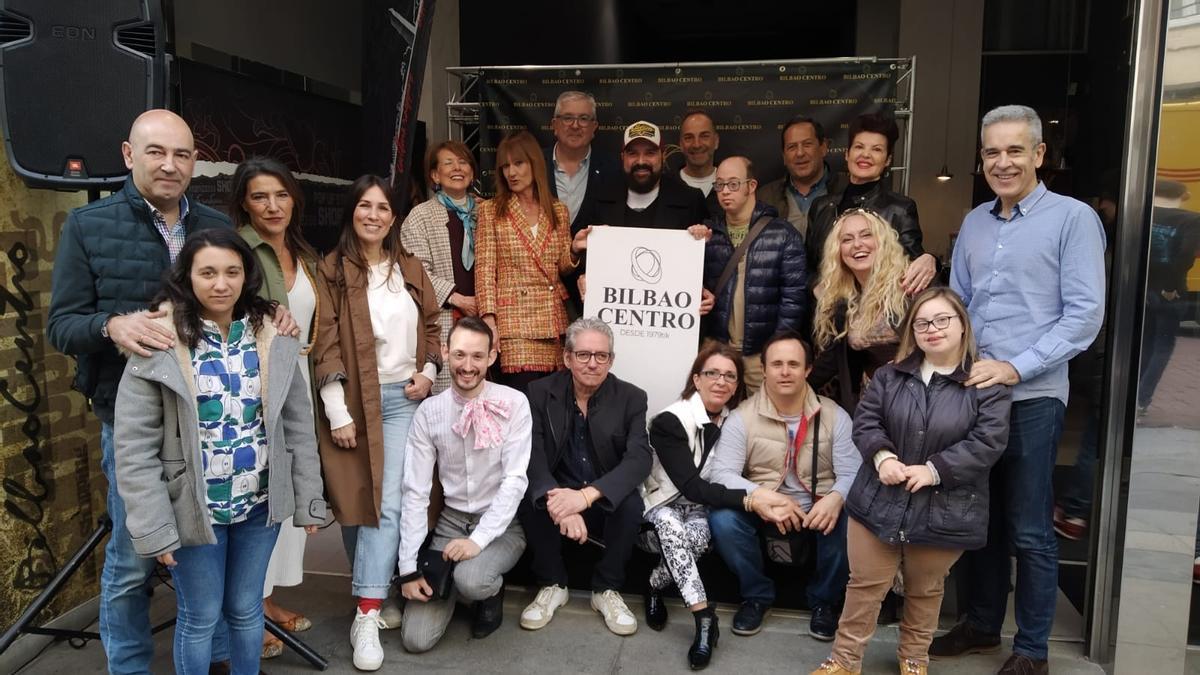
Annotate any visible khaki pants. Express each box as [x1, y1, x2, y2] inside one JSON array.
[[831, 517, 962, 671], [742, 354, 764, 396]]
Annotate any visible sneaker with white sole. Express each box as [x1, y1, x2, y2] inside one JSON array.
[[591, 589, 638, 636], [378, 600, 402, 630], [349, 608, 386, 671], [520, 585, 569, 630]]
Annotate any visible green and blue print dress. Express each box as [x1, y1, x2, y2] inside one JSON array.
[[192, 317, 269, 525]]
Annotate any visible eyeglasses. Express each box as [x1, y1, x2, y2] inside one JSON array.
[[572, 350, 612, 364], [912, 314, 958, 333], [700, 369, 738, 384], [713, 179, 749, 192], [555, 114, 596, 127]]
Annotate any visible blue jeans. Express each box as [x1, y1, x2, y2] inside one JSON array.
[[1137, 293, 1183, 408], [1060, 406, 1099, 519], [708, 506, 849, 609], [963, 397, 1065, 660], [170, 505, 279, 675], [99, 423, 230, 673], [346, 381, 419, 599]]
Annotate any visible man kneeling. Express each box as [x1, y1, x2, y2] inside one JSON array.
[[398, 317, 531, 652], [708, 331, 862, 640]]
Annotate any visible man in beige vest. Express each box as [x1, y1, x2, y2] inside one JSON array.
[[708, 331, 861, 642]]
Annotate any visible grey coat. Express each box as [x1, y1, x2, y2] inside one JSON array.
[[114, 308, 326, 558]]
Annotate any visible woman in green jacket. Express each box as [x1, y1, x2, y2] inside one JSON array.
[[230, 157, 320, 658]]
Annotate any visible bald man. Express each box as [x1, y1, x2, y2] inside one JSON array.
[[46, 109, 233, 673]]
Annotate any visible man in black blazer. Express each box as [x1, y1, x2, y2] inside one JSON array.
[[518, 317, 652, 637]]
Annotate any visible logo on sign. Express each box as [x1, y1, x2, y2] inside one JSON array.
[[630, 246, 663, 284]]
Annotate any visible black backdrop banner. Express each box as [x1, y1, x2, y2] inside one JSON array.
[[475, 60, 910, 193]]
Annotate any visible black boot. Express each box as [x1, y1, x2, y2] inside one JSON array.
[[471, 586, 505, 639], [644, 588, 668, 631], [687, 607, 719, 670]]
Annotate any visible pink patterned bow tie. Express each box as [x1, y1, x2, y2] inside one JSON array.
[[452, 395, 512, 449]]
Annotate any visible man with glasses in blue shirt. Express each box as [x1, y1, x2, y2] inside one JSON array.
[[933, 104, 1106, 675], [543, 90, 617, 234]]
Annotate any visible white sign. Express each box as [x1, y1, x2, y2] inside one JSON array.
[[583, 227, 705, 413]]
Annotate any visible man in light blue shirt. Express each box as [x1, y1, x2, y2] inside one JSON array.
[[934, 105, 1106, 674]]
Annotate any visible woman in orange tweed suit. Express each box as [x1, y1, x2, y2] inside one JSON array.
[[475, 130, 589, 392]]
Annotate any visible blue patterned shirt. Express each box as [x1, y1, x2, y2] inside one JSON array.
[[950, 182, 1106, 403], [191, 317, 269, 524]]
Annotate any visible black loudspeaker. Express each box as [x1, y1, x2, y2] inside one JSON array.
[[0, 0, 167, 189]]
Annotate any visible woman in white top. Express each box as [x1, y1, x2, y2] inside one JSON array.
[[312, 175, 441, 672], [230, 157, 320, 658]]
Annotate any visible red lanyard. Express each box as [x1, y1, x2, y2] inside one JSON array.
[[785, 410, 822, 501]]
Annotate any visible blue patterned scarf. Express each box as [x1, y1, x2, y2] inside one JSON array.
[[437, 191, 477, 271]]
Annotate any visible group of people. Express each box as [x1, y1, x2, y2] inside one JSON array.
[[45, 91, 1106, 675]]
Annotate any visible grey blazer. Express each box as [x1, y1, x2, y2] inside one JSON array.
[[114, 308, 327, 558]]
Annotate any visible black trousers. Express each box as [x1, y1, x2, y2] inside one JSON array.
[[519, 491, 644, 592]]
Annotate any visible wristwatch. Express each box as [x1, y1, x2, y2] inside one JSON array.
[[100, 316, 111, 339]]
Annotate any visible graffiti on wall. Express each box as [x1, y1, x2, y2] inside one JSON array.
[[0, 159, 103, 630]]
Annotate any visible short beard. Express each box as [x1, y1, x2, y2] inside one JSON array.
[[626, 165, 661, 194]]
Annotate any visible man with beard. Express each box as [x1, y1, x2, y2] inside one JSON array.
[[397, 316, 531, 652], [592, 120, 709, 229]]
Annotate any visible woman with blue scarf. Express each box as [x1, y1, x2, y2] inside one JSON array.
[[400, 140, 480, 394]]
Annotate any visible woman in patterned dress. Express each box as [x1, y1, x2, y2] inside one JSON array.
[[114, 228, 325, 675], [474, 130, 589, 393]]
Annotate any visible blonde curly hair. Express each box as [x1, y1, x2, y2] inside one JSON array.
[[812, 209, 910, 349]]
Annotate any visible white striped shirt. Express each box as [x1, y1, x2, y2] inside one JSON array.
[[398, 382, 532, 575]]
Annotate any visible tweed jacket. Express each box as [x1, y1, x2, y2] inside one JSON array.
[[474, 196, 576, 352], [312, 249, 442, 526], [401, 198, 471, 393]]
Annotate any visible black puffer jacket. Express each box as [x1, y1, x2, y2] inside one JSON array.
[[807, 180, 924, 276], [848, 353, 1012, 550], [46, 176, 230, 424], [703, 201, 807, 355]]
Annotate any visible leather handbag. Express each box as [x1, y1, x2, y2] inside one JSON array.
[[416, 533, 456, 600]]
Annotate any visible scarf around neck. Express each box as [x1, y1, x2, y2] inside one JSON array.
[[437, 191, 477, 271]]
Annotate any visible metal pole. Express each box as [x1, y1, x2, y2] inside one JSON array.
[[1086, 0, 1167, 665]]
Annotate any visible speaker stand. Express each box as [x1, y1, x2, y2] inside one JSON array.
[[0, 515, 329, 671]]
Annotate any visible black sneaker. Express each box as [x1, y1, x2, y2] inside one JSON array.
[[731, 601, 768, 635], [808, 605, 837, 641], [997, 653, 1049, 674], [928, 621, 1001, 659], [644, 588, 668, 631], [471, 586, 505, 639]]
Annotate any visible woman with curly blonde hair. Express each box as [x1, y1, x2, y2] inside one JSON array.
[[809, 208, 912, 413]]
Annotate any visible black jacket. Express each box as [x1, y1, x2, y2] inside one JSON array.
[[591, 172, 708, 230], [807, 180, 925, 275], [542, 145, 620, 235], [525, 370, 653, 511], [46, 176, 231, 424], [703, 201, 807, 355], [849, 353, 1012, 550], [808, 299, 905, 414]]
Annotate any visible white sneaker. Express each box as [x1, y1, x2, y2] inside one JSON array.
[[378, 599, 402, 630], [349, 608, 386, 671], [520, 584, 569, 630], [591, 589, 637, 636]]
